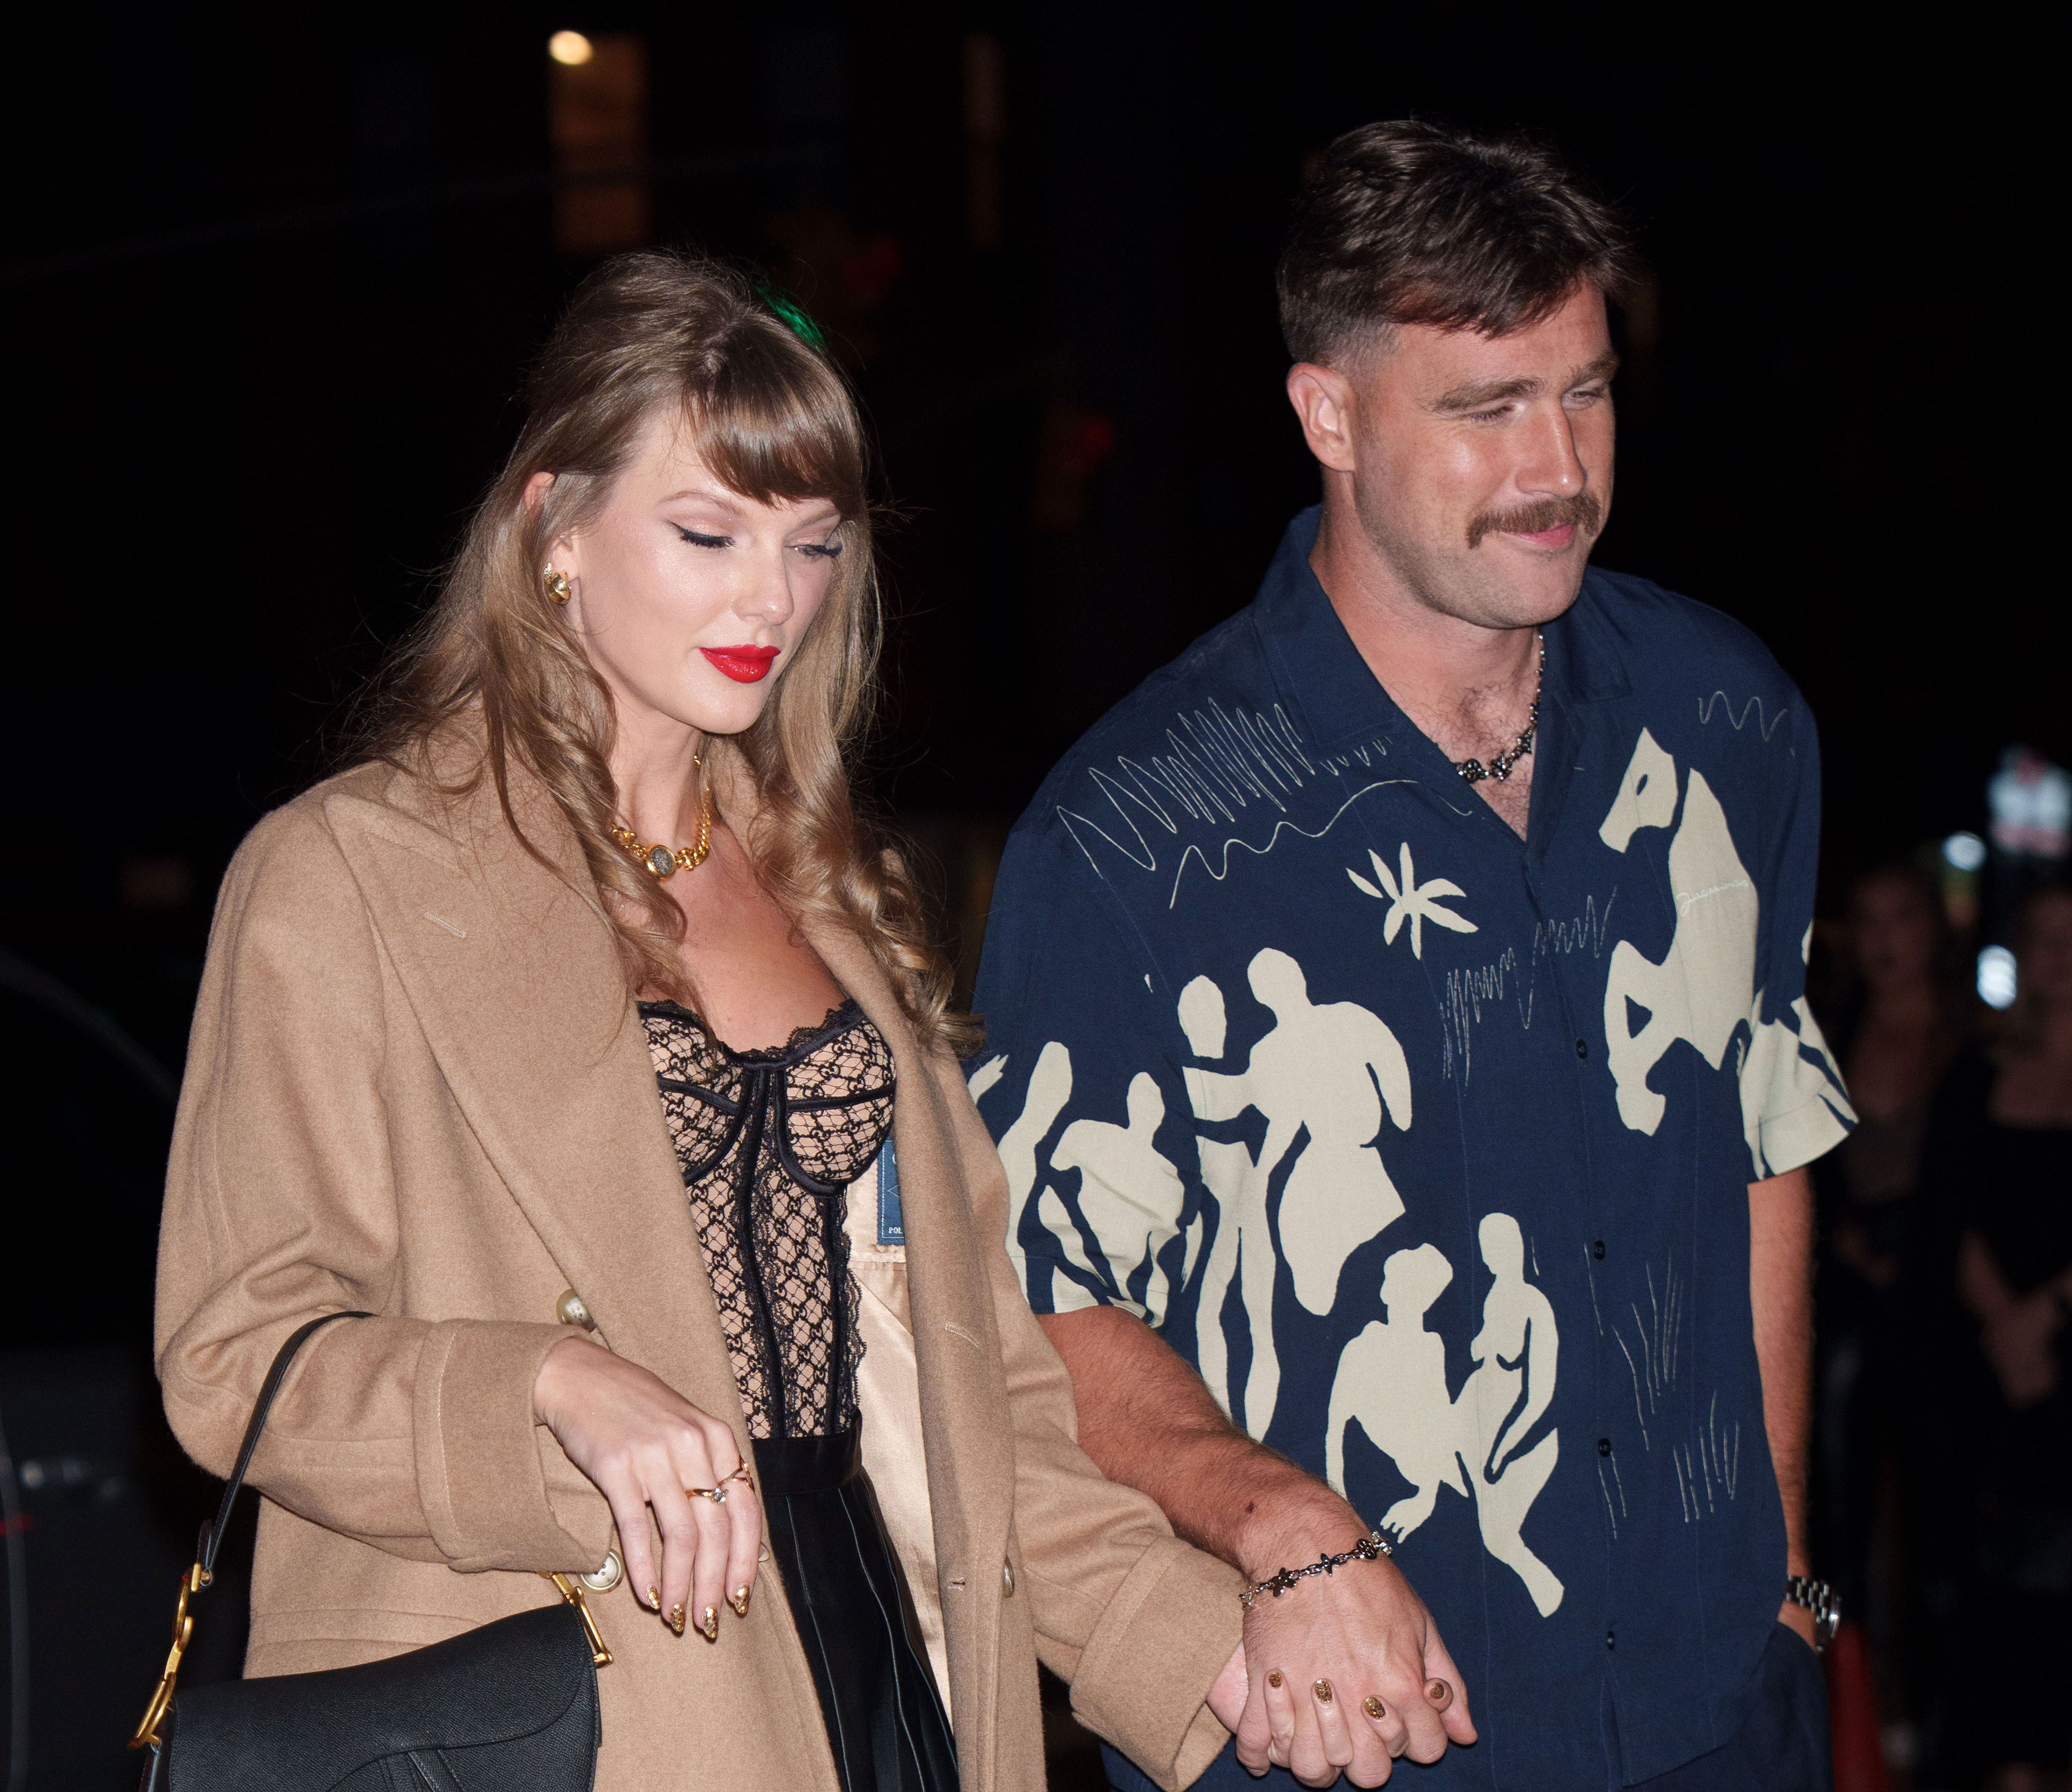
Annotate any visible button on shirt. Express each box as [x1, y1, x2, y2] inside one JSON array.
[[971, 509, 1854, 1790]]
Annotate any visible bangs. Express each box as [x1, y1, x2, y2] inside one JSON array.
[[680, 324, 867, 521]]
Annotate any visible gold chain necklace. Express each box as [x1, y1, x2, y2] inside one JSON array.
[[609, 760, 714, 880]]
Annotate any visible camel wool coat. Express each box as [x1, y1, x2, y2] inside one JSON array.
[[154, 743, 1242, 1792]]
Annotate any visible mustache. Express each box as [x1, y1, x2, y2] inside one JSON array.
[[1466, 492, 1602, 550]]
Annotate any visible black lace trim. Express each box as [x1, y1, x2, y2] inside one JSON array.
[[639, 999, 895, 1439]]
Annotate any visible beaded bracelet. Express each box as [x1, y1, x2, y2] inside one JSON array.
[[1238, 1531, 1394, 1610]]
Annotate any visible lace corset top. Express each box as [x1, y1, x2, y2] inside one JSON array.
[[640, 997, 896, 1439]]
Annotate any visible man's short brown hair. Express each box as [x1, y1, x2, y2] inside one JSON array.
[[1278, 120, 1640, 366]]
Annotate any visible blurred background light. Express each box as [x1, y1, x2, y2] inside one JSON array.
[[1942, 830, 1987, 873], [1977, 943, 2018, 1010], [548, 30, 594, 66]]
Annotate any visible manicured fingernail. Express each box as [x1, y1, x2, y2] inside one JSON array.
[[645, 1586, 661, 1611], [1363, 1695, 1386, 1720], [729, 1586, 751, 1619], [1313, 1679, 1334, 1704], [1426, 1678, 1453, 1708], [666, 1603, 686, 1636], [1266, 1670, 1283, 1688], [700, 1606, 719, 1643]]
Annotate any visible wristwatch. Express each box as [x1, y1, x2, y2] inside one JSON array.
[[1784, 1575, 1840, 1651]]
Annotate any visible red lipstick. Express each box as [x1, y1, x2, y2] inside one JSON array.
[[702, 645, 780, 683]]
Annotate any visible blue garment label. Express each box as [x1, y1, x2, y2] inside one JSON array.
[[876, 1137, 904, 1246]]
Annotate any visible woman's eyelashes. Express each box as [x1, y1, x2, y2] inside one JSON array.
[[672, 526, 841, 558]]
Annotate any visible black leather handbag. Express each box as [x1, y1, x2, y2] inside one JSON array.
[[130, 1312, 612, 1792]]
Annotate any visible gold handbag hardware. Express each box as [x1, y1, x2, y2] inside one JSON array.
[[129, 1311, 612, 1759]]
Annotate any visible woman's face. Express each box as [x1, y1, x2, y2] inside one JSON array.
[[2021, 893, 2072, 1014], [537, 408, 846, 742], [1850, 875, 1938, 995]]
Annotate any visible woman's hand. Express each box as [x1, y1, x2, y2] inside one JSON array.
[[533, 1337, 761, 1638]]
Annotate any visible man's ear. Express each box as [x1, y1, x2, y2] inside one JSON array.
[[1286, 363, 1359, 474]]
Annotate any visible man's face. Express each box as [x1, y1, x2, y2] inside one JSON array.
[[1322, 284, 1617, 629]]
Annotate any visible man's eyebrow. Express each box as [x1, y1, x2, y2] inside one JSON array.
[[1430, 352, 1623, 415], [1431, 375, 1541, 414]]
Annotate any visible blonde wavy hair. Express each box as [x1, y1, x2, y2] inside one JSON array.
[[359, 249, 973, 1054]]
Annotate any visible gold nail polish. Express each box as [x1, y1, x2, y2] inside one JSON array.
[[700, 1606, 719, 1643], [728, 1586, 751, 1619], [1313, 1679, 1334, 1705], [645, 1586, 661, 1612], [666, 1603, 686, 1636], [1266, 1670, 1284, 1689]]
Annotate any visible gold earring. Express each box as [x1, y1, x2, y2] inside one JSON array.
[[544, 564, 572, 605]]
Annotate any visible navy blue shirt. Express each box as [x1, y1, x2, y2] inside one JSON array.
[[971, 510, 1853, 1790]]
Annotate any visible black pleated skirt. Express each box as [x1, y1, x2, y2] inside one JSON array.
[[754, 1427, 961, 1792]]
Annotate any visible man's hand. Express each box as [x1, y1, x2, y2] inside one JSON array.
[[1233, 1531, 1475, 1786], [1037, 1307, 1475, 1786]]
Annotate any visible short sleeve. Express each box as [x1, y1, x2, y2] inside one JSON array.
[[970, 818, 1200, 1329], [1738, 699, 1855, 1178]]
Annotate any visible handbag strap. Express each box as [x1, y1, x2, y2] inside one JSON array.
[[196, 1310, 374, 1581], [132, 1308, 374, 1755]]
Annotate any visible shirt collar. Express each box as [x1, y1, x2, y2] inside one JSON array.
[[1252, 506, 1632, 761]]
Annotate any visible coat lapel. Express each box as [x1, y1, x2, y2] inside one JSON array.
[[320, 761, 744, 1432]]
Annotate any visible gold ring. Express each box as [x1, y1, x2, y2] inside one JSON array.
[[1313, 1678, 1334, 1705], [686, 1462, 754, 1504], [1363, 1695, 1386, 1720]]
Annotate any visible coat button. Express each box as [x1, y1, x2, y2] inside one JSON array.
[[580, 1550, 623, 1593], [1576, 1038, 1589, 1060], [1598, 1437, 1612, 1457], [555, 1289, 597, 1331], [1592, 1240, 1606, 1260], [1002, 1558, 1016, 1598]]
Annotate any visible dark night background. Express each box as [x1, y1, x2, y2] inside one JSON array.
[[0, 5, 2057, 1785]]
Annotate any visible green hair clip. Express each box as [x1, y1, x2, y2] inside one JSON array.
[[756, 283, 826, 349]]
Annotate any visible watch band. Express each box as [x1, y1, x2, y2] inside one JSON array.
[[1784, 1574, 1840, 1651]]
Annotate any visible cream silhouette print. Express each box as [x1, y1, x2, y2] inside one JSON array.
[[988, 1040, 1199, 1323], [1597, 729, 1851, 1170], [1598, 732, 1757, 1136], [1189, 948, 1413, 1318], [992, 1041, 1110, 1297], [1461, 1214, 1563, 1615], [1347, 842, 1478, 959], [1179, 973, 1285, 1429], [1051, 1072, 1194, 1324], [1326, 1216, 1565, 1617], [1326, 1244, 1467, 1537]]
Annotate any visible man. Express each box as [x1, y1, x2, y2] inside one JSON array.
[[971, 122, 1852, 1791]]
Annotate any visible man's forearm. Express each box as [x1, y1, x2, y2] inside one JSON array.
[[1037, 1305, 1362, 1578], [1748, 1167, 1814, 1575]]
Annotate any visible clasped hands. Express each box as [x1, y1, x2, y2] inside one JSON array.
[[1206, 1535, 1476, 1787]]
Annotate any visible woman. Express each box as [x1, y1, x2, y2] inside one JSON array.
[[1913, 884, 2072, 1790], [155, 252, 1245, 1792]]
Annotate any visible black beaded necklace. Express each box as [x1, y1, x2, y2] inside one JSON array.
[[1454, 632, 1544, 786]]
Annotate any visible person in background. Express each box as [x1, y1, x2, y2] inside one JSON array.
[[1811, 864, 1965, 1627], [971, 121, 1854, 1791], [1913, 884, 2072, 1792]]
